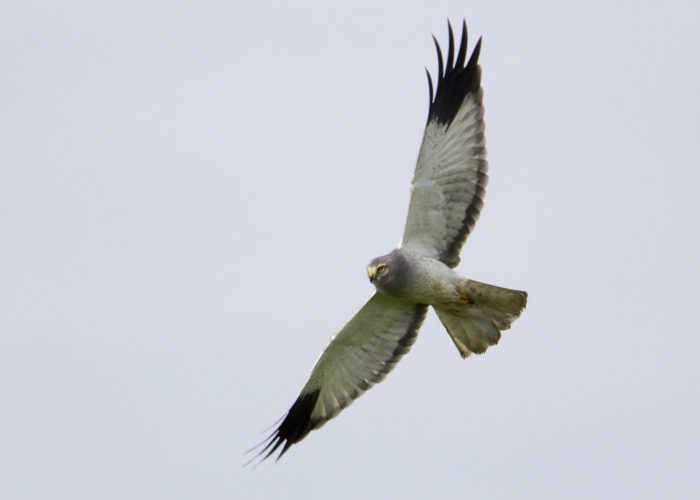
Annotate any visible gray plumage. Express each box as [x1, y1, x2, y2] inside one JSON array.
[[249, 20, 527, 464]]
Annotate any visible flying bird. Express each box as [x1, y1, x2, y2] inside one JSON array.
[[252, 20, 527, 463]]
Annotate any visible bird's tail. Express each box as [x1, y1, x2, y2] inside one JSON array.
[[434, 279, 527, 358]]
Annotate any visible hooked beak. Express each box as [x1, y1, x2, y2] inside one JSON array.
[[367, 266, 376, 283]]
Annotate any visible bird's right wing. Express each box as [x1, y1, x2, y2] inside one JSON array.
[[252, 293, 428, 463]]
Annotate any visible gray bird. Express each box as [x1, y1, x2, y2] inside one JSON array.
[[252, 20, 527, 463]]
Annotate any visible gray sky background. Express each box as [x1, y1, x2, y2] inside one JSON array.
[[2, 1, 698, 499]]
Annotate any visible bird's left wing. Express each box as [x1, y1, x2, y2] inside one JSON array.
[[401, 21, 488, 268], [253, 293, 428, 462]]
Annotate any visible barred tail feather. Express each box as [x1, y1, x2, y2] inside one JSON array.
[[435, 280, 527, 358]]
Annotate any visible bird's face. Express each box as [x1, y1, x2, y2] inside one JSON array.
[[367, 250, 409, 297], [367, 261, 389, 284]]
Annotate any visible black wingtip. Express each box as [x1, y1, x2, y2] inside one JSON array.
[[432, 34, 444, 88], [245, 388, 322, 467], [425, 68, 434, 107], [426, 19, 483, 127], [446, 21, 455, 70], [455, 20, 468, 68]]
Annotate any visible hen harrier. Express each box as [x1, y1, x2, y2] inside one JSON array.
[[252, 20, 527, 463]]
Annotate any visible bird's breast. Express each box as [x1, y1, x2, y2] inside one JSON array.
[[395, 250, 461, 305]]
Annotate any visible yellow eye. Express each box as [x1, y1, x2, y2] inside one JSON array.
[[378, 265, 387, 273]]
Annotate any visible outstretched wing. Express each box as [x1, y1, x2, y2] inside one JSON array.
[[401, 20, 488, 268], [254, 294, 428, 462]]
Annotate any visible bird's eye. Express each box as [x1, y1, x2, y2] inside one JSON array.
[[378, 265, 387, 273]]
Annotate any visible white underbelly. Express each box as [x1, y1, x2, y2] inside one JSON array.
[[405, 253, 461, 305]]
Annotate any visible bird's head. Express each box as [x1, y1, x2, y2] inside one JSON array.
[[367, 259, 389, 284], [367, 250, 409, 296]]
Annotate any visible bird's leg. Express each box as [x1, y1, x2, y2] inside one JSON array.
[[458, 293, 471, 305]]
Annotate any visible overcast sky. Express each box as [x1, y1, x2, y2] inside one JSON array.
[[1, 1, 699, 499]]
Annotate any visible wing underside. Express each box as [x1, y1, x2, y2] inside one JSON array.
[[253, 294, 428, 462], [401, 21, 488, 268]]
